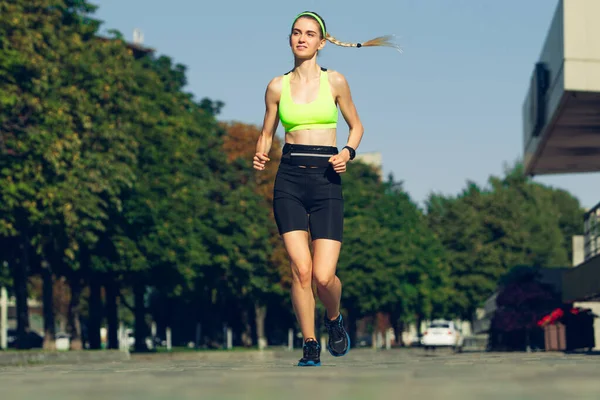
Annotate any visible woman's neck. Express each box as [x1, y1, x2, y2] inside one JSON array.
[[292, 59, 321, 81]]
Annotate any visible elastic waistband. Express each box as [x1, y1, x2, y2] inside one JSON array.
[[277, 162, 330, 173], [282, 143, 338, 155], [281, 144, 338, 168]]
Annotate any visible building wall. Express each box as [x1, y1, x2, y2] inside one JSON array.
[[3, 299, 44, 334], [565, 225, 600, 350], [522, 0, 565, 164], [523, 0, 600, 173], [563, 0, 600, 92], [563, 239, 600, 302], [572, 235, 585, 266]]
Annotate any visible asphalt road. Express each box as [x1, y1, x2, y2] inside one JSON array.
[[1, 348, 599, 400]]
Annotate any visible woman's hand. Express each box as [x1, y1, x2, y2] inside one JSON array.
[[253, 152, 270, 171], [328, 149, 351, 174]]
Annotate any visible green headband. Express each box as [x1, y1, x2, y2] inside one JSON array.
[[293, 12, 326, 37]]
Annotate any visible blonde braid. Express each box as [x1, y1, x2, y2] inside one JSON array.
[[325, 33, 358, 48], [326, 33, 402, 53]]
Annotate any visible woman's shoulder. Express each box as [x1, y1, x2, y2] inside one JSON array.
[[264, 75, 286, 103], [265, 75, 284, 96], [267, 74, 286, 89], [324, 69, 349, 88]]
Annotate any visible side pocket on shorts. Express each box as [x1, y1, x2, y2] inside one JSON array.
[[322, 167, 343, 200]]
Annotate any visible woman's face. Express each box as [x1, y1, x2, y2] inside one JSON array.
[[289, 17, 325, 58]]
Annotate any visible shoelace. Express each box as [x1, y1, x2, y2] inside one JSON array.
[[303, 342, 319, 358], [327, 319, 345, 341]]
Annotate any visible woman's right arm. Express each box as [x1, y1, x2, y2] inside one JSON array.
[[253, 77, 281, 171]]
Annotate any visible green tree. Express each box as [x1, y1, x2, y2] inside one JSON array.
[[1, 0, 139, 349], [425, 162, 582, 321], [338, 163, 452, 341], [221, 121, 289, 346], [111, 55, 226, 350], [546, 187, 585, 263], [373, 175, 452, 336], [1, 0, 70, 348]]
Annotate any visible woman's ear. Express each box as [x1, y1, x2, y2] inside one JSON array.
[[318, 38, 326, 51]]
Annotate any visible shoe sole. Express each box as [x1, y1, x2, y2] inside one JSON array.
[[297, 360, 321, 367], [327, 331, 351, 357]]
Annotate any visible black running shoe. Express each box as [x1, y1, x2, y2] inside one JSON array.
[[324, 313, 350, 357], [297, 339, 321, 367]]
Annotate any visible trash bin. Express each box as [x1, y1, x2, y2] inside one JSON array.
[[544, 323, 566, 351], [565, 311, 595, 351]]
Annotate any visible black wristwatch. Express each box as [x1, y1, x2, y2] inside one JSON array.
[[343, 146, 356, 160]]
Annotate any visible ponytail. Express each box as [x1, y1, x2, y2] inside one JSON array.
[[326, 33, 402, 53]]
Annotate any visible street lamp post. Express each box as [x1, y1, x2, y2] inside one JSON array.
[[0, 286, 7, 350]]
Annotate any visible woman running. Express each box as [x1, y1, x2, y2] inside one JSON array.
[[253, 11, 399, 366]]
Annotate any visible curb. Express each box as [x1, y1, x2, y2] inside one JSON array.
[[0, 349, 130, 367]]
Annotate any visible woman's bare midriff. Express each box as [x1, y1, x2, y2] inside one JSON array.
[[285, 128, 337, 147], [285, 128, 337, 168]]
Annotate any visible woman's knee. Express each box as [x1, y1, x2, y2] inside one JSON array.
[[313, 272, 336, 290], [291, 261, 313, 288]]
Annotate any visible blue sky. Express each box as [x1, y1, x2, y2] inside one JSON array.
[[93, 0, 600, 210]]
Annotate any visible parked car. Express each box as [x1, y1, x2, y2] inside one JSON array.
[[421, 320, 464, 352], [6, 328, 44, 349]]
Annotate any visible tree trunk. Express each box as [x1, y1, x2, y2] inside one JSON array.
[[389, 307, 405, 347], [11, 237, 30, 349], [41, 261, 56, 350], [134, 282, 148, 352], [105, 277, 119, 350], [254, 304, 267, 349], [395, 320, 405, 347], [346, 307, 358, 346], [241, 309, 253, 347], [67, 277, 83, 350], [87, 273, 102, 349], [416, 314, 424, 336]]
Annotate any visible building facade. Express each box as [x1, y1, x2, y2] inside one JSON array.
[[522, 0, 600, 303], [521, 0, 600, 349]]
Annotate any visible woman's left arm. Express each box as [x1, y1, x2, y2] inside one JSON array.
[[330, 71, 364, 166]]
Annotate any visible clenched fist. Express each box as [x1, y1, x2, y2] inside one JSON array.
[[253, 152, 270, 171], [328, 150, 350, 174]]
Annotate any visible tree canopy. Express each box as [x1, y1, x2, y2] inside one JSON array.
[[0, 0, 586, 350]]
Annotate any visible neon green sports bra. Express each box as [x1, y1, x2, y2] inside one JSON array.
[[278, 68, 339, 132]]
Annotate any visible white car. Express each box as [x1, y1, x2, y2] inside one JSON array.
[[421, 320, 463, 351]]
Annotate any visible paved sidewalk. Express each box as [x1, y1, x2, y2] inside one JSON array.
[[1, 348, 599, 400]]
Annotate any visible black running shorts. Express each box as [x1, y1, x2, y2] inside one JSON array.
[[273, 144, 344, 242]]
